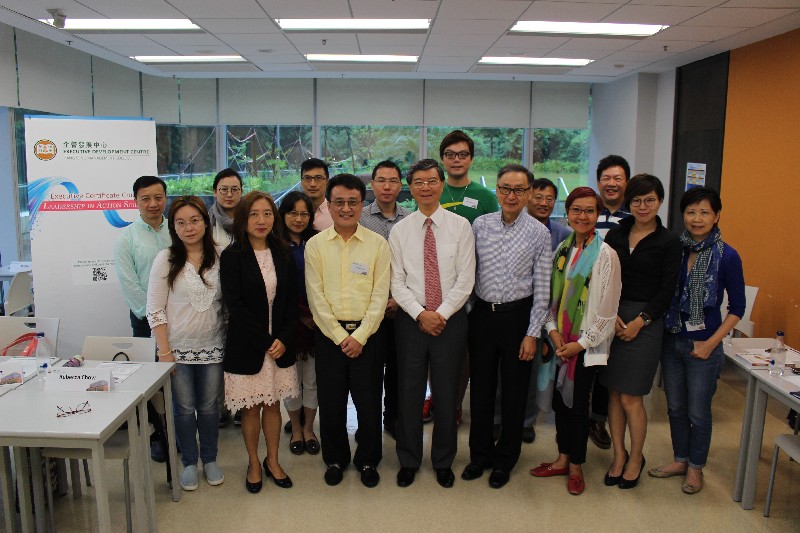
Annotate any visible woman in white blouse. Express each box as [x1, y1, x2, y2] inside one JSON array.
[[147, 195, 225, 492], [530, 187, 621, 496]]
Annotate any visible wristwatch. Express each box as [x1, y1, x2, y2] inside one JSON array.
[[638, 312, 652, 326]]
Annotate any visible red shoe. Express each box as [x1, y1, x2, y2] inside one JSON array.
[[455, 407, 462, 426], [568, 474, 585, 495], [422, 396, 434, 423], [530, 463, 569, 477]]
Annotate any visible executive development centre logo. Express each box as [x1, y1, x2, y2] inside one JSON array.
[[33, 139, 57, 161]]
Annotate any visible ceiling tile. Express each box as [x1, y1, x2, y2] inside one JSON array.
[[0, 0, 101, 19], [228, 44, 301, 55], [356, 33, 427, 46], [543, 48, 614, 60], [80, 34, 164, 47], [166, 45, 240, 55], [255, 0, 351, 18], [75, 0, 185, 18], [653, 25, 744, 40], [216, 33, 294, 46], [168, 0, 268, 19], [426, 34, 500, 46], [557, 37, 639, 51], [628, 0, 722, 5], [493, 35, 572, 48], [602, 49, 675, 61], [437, 0, 532, 20], [471, 65, 574, 76], [146, 33, 226, 46], [193, 19, 280, 34], [108, 45, 178, 56], [348, 0, 439, 18], [485, 46, 562, 57], [627, 39, 707, 52], [242, 53, 307, 63], [519, 2, 624, 23], [603, 5, 710, 25], [258, 63, 314, 71], [683, 7, 797, 26], [722, 0, 800, 6], [359, 44, 424, 55], [422, 45, 491, 57], [429, 18, 515, 35], [285, 33, 360, 45]]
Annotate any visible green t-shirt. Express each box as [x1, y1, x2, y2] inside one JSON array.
[[440, 181, 499, 224]]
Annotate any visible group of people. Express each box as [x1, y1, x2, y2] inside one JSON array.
[[113, 129, 745, 497]]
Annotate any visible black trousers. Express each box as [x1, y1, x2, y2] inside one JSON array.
[[130, 312, 166, 444], [395, 308, 467, 470], [314, 329, 384, 469], [591, 373, 609, 420], [467, 301, 533, 472], [553, 351, 593, 465], [376, 317, 399, 425]]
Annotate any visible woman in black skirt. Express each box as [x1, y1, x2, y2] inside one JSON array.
[[600, 175, 681, 489]]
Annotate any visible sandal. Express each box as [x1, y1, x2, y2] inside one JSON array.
[[648, 465, 687, 478]]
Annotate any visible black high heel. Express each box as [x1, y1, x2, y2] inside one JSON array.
[[604, 451, 629, 486], [245, 464, 262, 494], [618, 456, 645, 490], [263, 458, 293, 488]]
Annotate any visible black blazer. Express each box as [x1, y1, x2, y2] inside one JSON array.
[[221, 242, 298, 374]]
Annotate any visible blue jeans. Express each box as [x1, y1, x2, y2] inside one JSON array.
[[171, 363, 223, 467], [661, 333, 723, 469]]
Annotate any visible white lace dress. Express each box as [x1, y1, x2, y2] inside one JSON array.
[[224, 249, 299, 411]]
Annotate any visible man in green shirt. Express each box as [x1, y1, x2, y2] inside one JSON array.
[[439, 130, 499, 223]]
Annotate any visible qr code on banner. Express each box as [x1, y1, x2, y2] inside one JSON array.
[[92, 267, 108, 282]]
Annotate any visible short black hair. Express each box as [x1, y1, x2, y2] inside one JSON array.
[[596, 155, 630, 182], [624, 173, 665, 205], [301, 158, 330, 179], [326, 173, 366, 201], [532, 177, 558, 199], [497, 163, 534, 187], [680, 186, 722, 214], [133, 176, 167, 198], [278, 191, 318, 242], [371, 160, 402, 180], [213, 168, 243, 190], [439, 130, 474, 159], [406, 159, 444, 185]]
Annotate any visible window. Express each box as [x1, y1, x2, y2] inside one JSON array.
[[426, 127, 523, 189], [321, 125, 420, 176], [226, 125, 312, 195], [532, 128, 589, 217], [156, 125, 217, 196]]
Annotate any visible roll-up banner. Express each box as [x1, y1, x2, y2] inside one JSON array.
[[24, 116, 157, 356]]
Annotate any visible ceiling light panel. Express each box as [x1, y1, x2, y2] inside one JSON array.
[[277, 19, 430, 31], [511, 21, 668, 37], [132, 55, 247, 63], [306, 54, 419, 62], [40, 19, 201, 31], [479, 56, 593, 66]]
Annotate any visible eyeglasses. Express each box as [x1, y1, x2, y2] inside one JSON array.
[[217, 186, 241, 195], [174, 217, 204, 230], [373, 178, 402, 185], [331, 199, 362, 209], [287, 210, 310, 219], [57, 401, 91, 418], [443, 151, 471, 161], [532, 194, 555, 205], [302, 175, 327, 183], [497, 185, 531, 197], [568, 207, 597, 216], [629, 197, 658, 207], [599, 175, 626, 184], [410, 179, 441, 189]]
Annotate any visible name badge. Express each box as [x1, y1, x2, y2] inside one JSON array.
[[350, 262, 369, 275], [46, 367, 113, 392], [685, 322, 705, 332], [462, 197, 479, 209]]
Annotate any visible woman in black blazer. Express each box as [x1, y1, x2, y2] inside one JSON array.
[[221, 191, 299, 494]]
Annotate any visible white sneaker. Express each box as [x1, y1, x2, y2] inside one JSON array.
[[204, 462, 224, 486], [180, 465, 199, 491]]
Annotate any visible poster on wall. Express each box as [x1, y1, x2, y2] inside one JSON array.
[[685, 162, 706, 190], [24, 116, 156, 356]]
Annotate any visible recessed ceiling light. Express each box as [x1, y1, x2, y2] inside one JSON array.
[[479, 57, 592, 67], [306, 54, 418, 63], [131, 55, 246, 63], [278, 19, 430, 31], [510, 21, 667, 37], [40, 19, 201, 31]]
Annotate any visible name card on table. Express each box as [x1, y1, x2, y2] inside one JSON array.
[[46, 367, 112, 392], [0, 361, 25, 396]]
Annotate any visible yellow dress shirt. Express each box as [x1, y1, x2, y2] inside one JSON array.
[[305, 224, 391, 346]]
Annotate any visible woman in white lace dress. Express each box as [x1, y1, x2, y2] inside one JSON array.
[[147, 195, 226, 492], [530, 187, 621, 496], [221, 191, 300, 494]]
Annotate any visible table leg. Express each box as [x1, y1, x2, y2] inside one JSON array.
[[163, 379, 181, 502], [29, 448, 46, 533], [741, 383, 768, 510], [128, 407, 151, 532], [90, 443, 112, 532], [1, 446, 16, 533], [733, 372, 756, 501], [13, 448, 33, 533]]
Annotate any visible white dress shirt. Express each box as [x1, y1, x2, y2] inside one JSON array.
[[389, 206, 475, 321]]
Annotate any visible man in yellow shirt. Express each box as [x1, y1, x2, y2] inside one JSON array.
[[305, 173, 391, 488]]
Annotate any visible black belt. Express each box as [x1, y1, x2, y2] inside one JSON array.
[[338, 320, 362, 331], [475, 295, 533, 313]]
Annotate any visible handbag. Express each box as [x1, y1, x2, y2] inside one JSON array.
[[1, 332, 39, 357]]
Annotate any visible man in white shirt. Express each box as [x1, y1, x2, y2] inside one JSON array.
[[300, 158, 333, 231], [389, 159, 475, 489]]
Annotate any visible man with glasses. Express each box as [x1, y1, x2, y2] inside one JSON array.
[[462, 164, 551, 488], [586, 154, 632, 450], [389, 159, 475, 489], [360, 160, 412, 440], [209, 168, 243, 247], [305, 173, 391, 488], [114, 175, 170, 462], [300, 157, 333, 230]]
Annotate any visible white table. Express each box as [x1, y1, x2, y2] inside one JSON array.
[[741, 368, 800, 510], [0, 390, 144, 533]]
